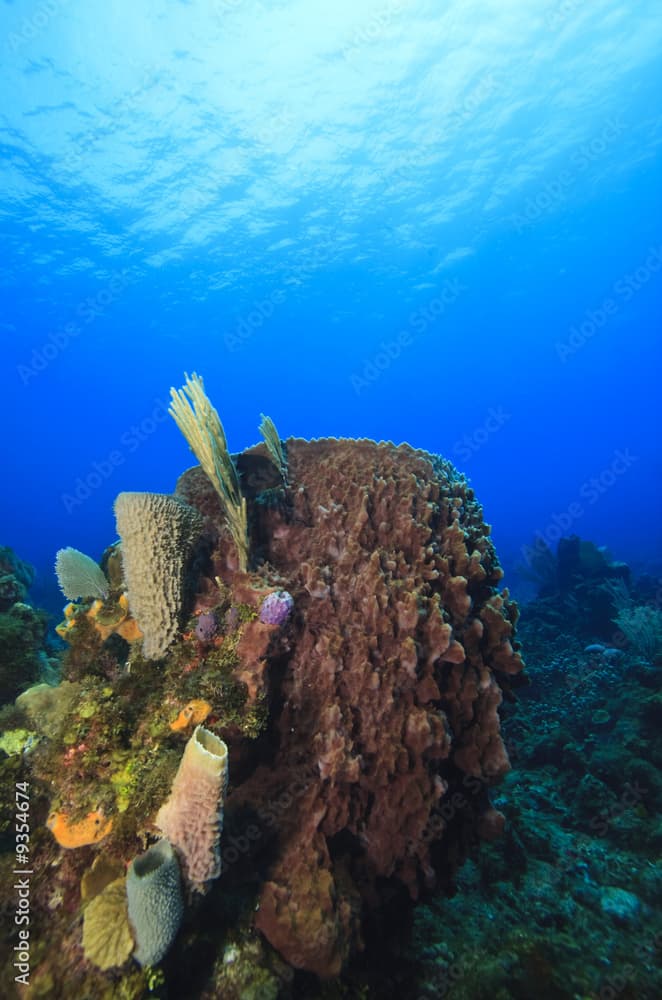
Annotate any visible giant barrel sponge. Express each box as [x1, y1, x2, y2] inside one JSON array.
[[176, 437, 526, 977]]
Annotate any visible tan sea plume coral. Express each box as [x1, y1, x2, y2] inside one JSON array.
[[114, 492, 203, 659], [169, 372, 249, 571]]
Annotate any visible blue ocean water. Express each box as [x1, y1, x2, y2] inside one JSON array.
[[2, 0, 661, 609]]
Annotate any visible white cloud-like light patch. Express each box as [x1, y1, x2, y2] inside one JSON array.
[[434, 247, 476, 271], [0, 0, 660, 298]]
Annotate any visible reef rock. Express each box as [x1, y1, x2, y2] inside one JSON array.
[[0, 545, 34, 612]]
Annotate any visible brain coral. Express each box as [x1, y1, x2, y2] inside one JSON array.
[[114, 492, 203, 659], [176, 438, 526, 977]]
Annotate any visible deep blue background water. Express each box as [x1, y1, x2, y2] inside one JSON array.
[[2, 0, 661, 613]]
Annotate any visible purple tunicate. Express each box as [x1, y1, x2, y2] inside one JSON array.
[[259, 590, 294, 626], [195, 612, 218, 642]]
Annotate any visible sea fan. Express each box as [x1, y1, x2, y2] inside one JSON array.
[[614, 604, 662, 661], [55, 547, 108, 601]]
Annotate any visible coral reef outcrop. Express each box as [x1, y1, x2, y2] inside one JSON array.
[[0, 547, 50, 703], [0, 438, 525, 994], [0, 545, 34, 611]]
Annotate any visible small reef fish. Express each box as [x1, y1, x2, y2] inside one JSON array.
[[169, 699, 212, 732]]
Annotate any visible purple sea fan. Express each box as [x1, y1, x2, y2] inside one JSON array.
[[195, 612, 218, 642], [259, 590, 294, 626]]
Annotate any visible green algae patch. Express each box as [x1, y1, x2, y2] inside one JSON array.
[[0, 728, 37, 755]]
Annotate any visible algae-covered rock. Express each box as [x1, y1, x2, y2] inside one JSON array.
[[82, 878, 134, 970], [0, 545, 34, 612], [0, 572, 27, 609], [600, 886, 641, 925], [16, 681, 80, 739], [207, 937, 286, 1000], [0, 728, 38, 756], [0, 602, 48, 704]]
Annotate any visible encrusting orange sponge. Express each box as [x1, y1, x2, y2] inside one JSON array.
[[169, 699, 212, 732], [46, 810, 113, 848], [55, 593, 143, 644]]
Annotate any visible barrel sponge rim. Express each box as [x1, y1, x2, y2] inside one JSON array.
[[131, 836, 176, 879], [188, 724, 228, 778]]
